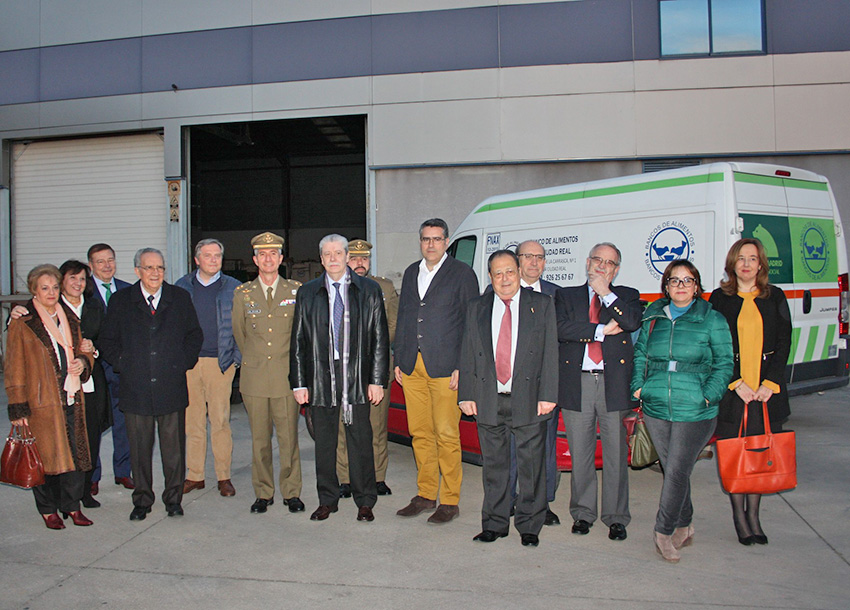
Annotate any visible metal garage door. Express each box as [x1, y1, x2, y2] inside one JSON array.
[[11, 132, 166, 292]]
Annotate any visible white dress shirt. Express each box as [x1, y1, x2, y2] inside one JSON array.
[[418, 252, 448, 299]]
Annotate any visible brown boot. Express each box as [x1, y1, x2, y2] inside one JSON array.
[[396, 495, 437, 517], [672, 525, 694, 549], [654, 531, 681, 563]]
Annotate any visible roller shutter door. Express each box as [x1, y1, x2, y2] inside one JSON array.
[[11, 133, 166, 292]]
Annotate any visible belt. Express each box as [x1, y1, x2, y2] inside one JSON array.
[[582, 370, 604, 375], [646, 360, 710, 373], [498, 392, 511, 397]]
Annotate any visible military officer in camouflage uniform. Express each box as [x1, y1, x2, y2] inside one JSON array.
[[336, 239, 399, 497], [232, 232, 305, 514]]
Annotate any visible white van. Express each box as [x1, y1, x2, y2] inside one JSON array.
[[447, 162, 850, 393]]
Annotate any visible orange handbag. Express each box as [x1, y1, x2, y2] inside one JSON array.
[[716, 402, 796, 494], [0, 424, 46, 489]]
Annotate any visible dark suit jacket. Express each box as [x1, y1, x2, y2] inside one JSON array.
[[88, 276, 131, 311], [78, 295, 112, 432], [539, 278, 560, 297], [99, 281, 203, 416], [555, 283, 642, 412], [395, 255, 479, 378], [458, 289, 558, 428], [709, 286, 792, 425], [290, 271, 390, 407]]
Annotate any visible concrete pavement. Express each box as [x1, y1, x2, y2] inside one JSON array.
[[1, 375, 848, 609]]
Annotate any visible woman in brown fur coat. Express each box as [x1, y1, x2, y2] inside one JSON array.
[[4, 264, 93, 529]]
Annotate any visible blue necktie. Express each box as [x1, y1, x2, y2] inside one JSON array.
[[333, 282, 343, 354]]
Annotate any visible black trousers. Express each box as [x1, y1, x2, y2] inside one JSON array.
[[33, 471, 85, 514], [124, 410, 186, 509], [477, 394, 548, 536], [34, 403, 85, 514], [312, 360, 377, 508]]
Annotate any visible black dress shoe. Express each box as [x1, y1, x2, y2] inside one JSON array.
[[130, 506, 152, 521], [521, 533, 540, 547], [544, 509, 560, 526], [571, 519, 592, 535], [753, 534, 768, 545], [310, 505, 338, 521], [738, 534, 757, 546], [608, 523, 627, 541], [284, 497, 305, 513], [473, 530, 508, 543], [82, 495, 101, 509], [339, 483, 352, 498], [166, 504, 184, 517], [376, 481, 392, 496], [250, 498, 274, 514], [356, 506, 375, 522]]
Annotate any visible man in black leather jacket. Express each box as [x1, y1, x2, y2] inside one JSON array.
[[290, 234, 390, 522]]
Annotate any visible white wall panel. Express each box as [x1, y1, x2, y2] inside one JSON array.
[[371, 98, 501, 166], [253, 78, 372, 113], [141, 0, 251, 36], [773, 50, 850, 86], [0, 0, 41, 51], [634, 56, 773, 91], [40, 0, 142, 46], [142, 86, 254, 121], [634, 87, 775, 156], [775, 83, 850, 151], [501, 92, 635, 160], [373, 69, 499, 104], [252, 0, 372, 25], [500, 62, 634, 98], [40, 95, 143, 128]]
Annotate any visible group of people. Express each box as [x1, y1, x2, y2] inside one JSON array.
[[3, 221, 791, 564]]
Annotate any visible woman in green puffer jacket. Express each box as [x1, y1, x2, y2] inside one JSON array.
[[631, 260, 733, 563]]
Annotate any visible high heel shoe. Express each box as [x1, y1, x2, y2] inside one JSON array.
[[61, 511, 93, 526], [42, 513, 65, 530], [737, 534, 756, 545]]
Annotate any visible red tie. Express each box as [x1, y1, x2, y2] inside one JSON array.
[[496, 298, 512, 384], [588, 293, 603, 365]]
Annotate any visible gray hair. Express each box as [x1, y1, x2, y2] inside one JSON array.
[[588, 242, 622, 266], [194, 238, 224, 258], [134, 248, 165, 268], [319, 234, 349, 255], [253, 248, 282, 256]]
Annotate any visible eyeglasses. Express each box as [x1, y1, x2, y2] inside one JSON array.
[[138, 265, 166, 273], [420, 236, 446, 245], [666, 277, 696, 287], [589, 256, 619, 268], [518, 253, 545, 261], [491, 268, 518, 279]]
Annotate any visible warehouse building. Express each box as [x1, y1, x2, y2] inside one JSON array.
[[1, 0, 848, 292]]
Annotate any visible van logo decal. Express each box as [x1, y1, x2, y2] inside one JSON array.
[[800, 222, 828, 278], [645, 223, 695, 279], [486, 232, 501, 254]]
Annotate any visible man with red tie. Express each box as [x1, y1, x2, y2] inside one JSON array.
[[554, 243, 641, 542], [458, 250, 558, 547]]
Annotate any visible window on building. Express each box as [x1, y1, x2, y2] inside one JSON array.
[[660, 0, 764, 57]]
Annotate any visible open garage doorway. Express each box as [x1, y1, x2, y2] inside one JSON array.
[[188, 115, 366, 283]]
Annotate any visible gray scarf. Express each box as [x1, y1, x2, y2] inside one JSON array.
[[327, 272, 353, 425]]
